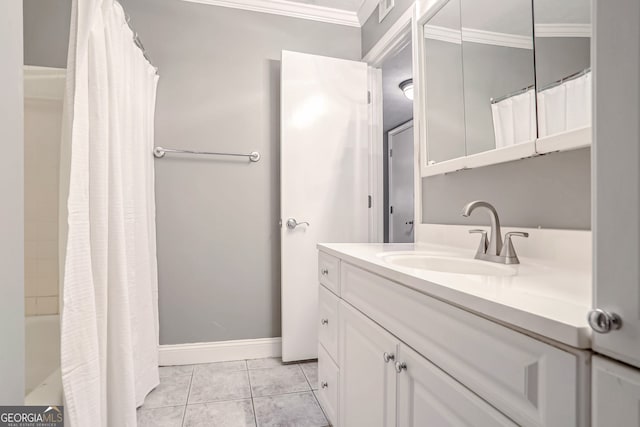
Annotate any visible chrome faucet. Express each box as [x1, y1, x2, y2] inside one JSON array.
[[461, 201, 528, 264]]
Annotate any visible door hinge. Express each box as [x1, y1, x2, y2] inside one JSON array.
[[367, 91, 371, 104], [390, 206, 394, 214], [389, 149, 393, 157], [368, 195, 372, 208]]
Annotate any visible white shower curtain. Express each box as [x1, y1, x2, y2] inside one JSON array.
[[61, 0, 160, 426]]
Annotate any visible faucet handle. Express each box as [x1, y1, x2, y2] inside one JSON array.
[[505, 232, 529, 239], [500, 232, 529, 264], [469, 229, 488, 254]]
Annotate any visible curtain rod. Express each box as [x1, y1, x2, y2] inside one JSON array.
[[490, 67, 591, 105], [115, 0, 157, 73]]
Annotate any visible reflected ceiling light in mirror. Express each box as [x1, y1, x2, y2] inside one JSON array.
[[399, 79, 413, 100]]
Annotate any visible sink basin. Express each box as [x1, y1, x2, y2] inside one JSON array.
[[379, 253, 517, 276]]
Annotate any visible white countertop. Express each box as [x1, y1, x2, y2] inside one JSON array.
[[318, 242, 592, 349]]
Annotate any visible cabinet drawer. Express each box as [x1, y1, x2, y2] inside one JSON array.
[[341, 262, 582, 427], [318, 285, 339, 363], [397, 343, 516, 427], [318, 252, 340, 295], [318, 344, 339, 427]]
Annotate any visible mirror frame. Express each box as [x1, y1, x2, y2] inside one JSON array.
[[414, 0, 592, 178]]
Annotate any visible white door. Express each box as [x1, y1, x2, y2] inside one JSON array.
[[396, 343, 516, 427], [591, 0, 640, 368], [388, 120, 414, 243], [281, 51, 370, 361], [338, 301, 397, 427], [592, 355, 640, 427]]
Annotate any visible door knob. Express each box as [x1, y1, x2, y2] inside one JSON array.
[[286, 218, 310, 229], [320, 318, 329, 325], [395, 361, 407, 373], [383, 352, 395, 363], [588, 309, 622, 333], [321, 381, 328, 389]]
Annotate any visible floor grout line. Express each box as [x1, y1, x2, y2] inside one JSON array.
[[299, 362, 315, 392], [180, 370, 195, 427], [245, 360, 258, 427], [311, 391, 331, 427], [300, 362, 330, 427], [253, 389, 320, 399]]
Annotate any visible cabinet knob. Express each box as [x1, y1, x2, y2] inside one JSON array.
[[395, 361, 407, 373], [588, 309, 622, 333], [383, 352, 395, 363], [321, 381, 328, 389], [321, 268, 329, 276], [320, 318, 329, 326]]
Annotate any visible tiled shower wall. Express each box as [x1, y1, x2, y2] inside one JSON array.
[[24, 98, 62, 316]]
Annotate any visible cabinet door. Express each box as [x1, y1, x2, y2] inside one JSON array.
[[396, 343, 517, 427], [339, 301, 397, 427], [592, 0, 640, 368], [593, 355, 640, 427]]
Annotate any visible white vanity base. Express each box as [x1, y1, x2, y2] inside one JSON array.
[[316, 244, 591, 426]]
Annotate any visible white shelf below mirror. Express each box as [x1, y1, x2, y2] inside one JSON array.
[[536, 126, 591, 155], [420, 127, 591, 178]]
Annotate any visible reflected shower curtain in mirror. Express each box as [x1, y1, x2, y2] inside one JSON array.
[[61, 0, 160, 425]]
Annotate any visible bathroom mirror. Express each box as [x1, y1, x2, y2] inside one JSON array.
[[422, 0, 466, 165], [417, 0, 592, 176], [533, 0, 591, 147], [460, 0, 536, 156]]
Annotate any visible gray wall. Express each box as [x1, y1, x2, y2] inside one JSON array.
[[462, 42, 535, 155], [425, 39, 466, 163], [362, 0, 414, 57], [0, 0, 25, 404], [535, 37, 590, 87], [23, 0, 360, 345], [119, 0, 361, 344], [422, 148, 591, 229], [23, 0, 71, 68]]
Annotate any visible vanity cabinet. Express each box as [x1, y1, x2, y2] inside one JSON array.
[[592, 356, 640, 426], [317, 249, 590, 427], [338, 301, 397, 427], [396, 343, 516, 427]]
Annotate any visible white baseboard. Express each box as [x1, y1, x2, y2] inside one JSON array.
[[158, 337, 282, 366]]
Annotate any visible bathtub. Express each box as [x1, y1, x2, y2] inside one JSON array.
[[25, 315, 63, 405]]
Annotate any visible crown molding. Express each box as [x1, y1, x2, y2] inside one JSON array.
[[423, 25, 462, 45], [424, 26, 533, 50], [462, 28, 533, 50], [182, 0, 360, 27], [535, 23, 591, 38]]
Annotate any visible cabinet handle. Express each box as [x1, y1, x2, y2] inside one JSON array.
[[383, 352, 395, 363], [395, 361, 407, 373], [588, 309, 622, 333], [321, 381, 328, 389], [321, 268, 329, 276], [320, 318, 329, 325]]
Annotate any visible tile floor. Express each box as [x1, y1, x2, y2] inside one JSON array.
[[137, 357, 329, 427]]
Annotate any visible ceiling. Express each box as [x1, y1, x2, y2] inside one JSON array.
[[382, 42, 413, 133]]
